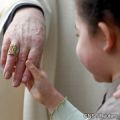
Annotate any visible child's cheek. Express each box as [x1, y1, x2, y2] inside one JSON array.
[[76, 41, 97, 74], [76, 41, 89, 67], [76, 41, 80, 58]]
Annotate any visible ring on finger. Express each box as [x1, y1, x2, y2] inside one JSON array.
[[8, 44, 19, 56]]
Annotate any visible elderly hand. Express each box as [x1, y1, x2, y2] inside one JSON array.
[[25, 60, 64, 112], [1, 7, 46, 87]]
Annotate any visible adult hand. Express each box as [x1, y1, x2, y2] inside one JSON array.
[[1, 7, 46, 87]]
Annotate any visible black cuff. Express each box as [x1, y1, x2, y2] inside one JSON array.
[[3, 3, 44, 34]]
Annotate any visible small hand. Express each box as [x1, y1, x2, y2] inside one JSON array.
[[25, 60, 64, 112]]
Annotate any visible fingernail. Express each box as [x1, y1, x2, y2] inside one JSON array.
[[4, 72, 11, 79], [26, 61, 30, 65], [22, 76, 28, 82], [12, 81, 19, 87]]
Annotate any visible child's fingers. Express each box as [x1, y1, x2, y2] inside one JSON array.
[[117, 85, 120, 90], [26, 60, 39, 79], [113, 90, 120, 99]]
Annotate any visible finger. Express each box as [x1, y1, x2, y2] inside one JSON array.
[[25, 60, 40, 80], [117, 85, 120, 90], [3, 41, 19, 79], [22, 48, 42, 82], [22, 49, 41, 82], [113, 90, 120, 99], [12, 48, 29, 87], [1, 37, 11, 67], [25, 79, 34, 91], [22, 48, 41, 83]]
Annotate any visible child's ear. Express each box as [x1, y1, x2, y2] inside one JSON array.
[[98, 22, 116, 52]]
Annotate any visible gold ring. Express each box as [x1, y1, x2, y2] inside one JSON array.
[[8, 44, 19, 56]]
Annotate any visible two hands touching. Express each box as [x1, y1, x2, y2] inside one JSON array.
[[25, 60, 64, 112], [0, 7, 64, 111], [1, 7, 120, 112], [1, 7, 45, 87]]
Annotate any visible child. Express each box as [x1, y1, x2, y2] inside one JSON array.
[[25, 0, 120, 119]]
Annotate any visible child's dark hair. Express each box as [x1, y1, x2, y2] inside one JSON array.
[[76, 0, 120, 33]]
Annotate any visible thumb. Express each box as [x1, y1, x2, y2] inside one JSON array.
[[26, 60, 39, 79]]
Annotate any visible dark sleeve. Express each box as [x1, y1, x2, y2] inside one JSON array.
[[3, 3, 44, 34]]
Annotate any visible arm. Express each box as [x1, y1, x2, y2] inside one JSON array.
[[50, 99, 86, 120], [25, 60, 86, 120]]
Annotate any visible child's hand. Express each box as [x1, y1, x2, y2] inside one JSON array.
[[113, 85, 120, 99], [25, 60, 64, 112]]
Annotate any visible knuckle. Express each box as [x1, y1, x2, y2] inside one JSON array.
[[34, 38, 44, 46], [19, 53, 26, 62], [28, 57, 34, 63], [30, 65, 34, 69]]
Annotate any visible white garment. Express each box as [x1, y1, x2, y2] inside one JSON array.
[[0, 0, 107, 120], [23, 0, 58, 120]]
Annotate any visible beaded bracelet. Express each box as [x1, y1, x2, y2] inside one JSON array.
[[49, 97, 67, 120]]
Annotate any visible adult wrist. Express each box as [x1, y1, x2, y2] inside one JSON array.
[[3, 3, 44, 34], [13, 7, 44, 21]]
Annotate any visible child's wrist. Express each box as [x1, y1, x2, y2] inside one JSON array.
[[44, 88, 64, 113], [48, 97, 67, 119]]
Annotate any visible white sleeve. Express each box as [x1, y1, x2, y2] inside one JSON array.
[[0, 0, 52, 37], [50, 99, 87, 120]]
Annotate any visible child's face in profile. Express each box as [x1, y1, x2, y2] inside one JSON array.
[[75, 14, 112, 82]]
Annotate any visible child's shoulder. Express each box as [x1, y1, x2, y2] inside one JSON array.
[[95, 97, 120, 119]]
